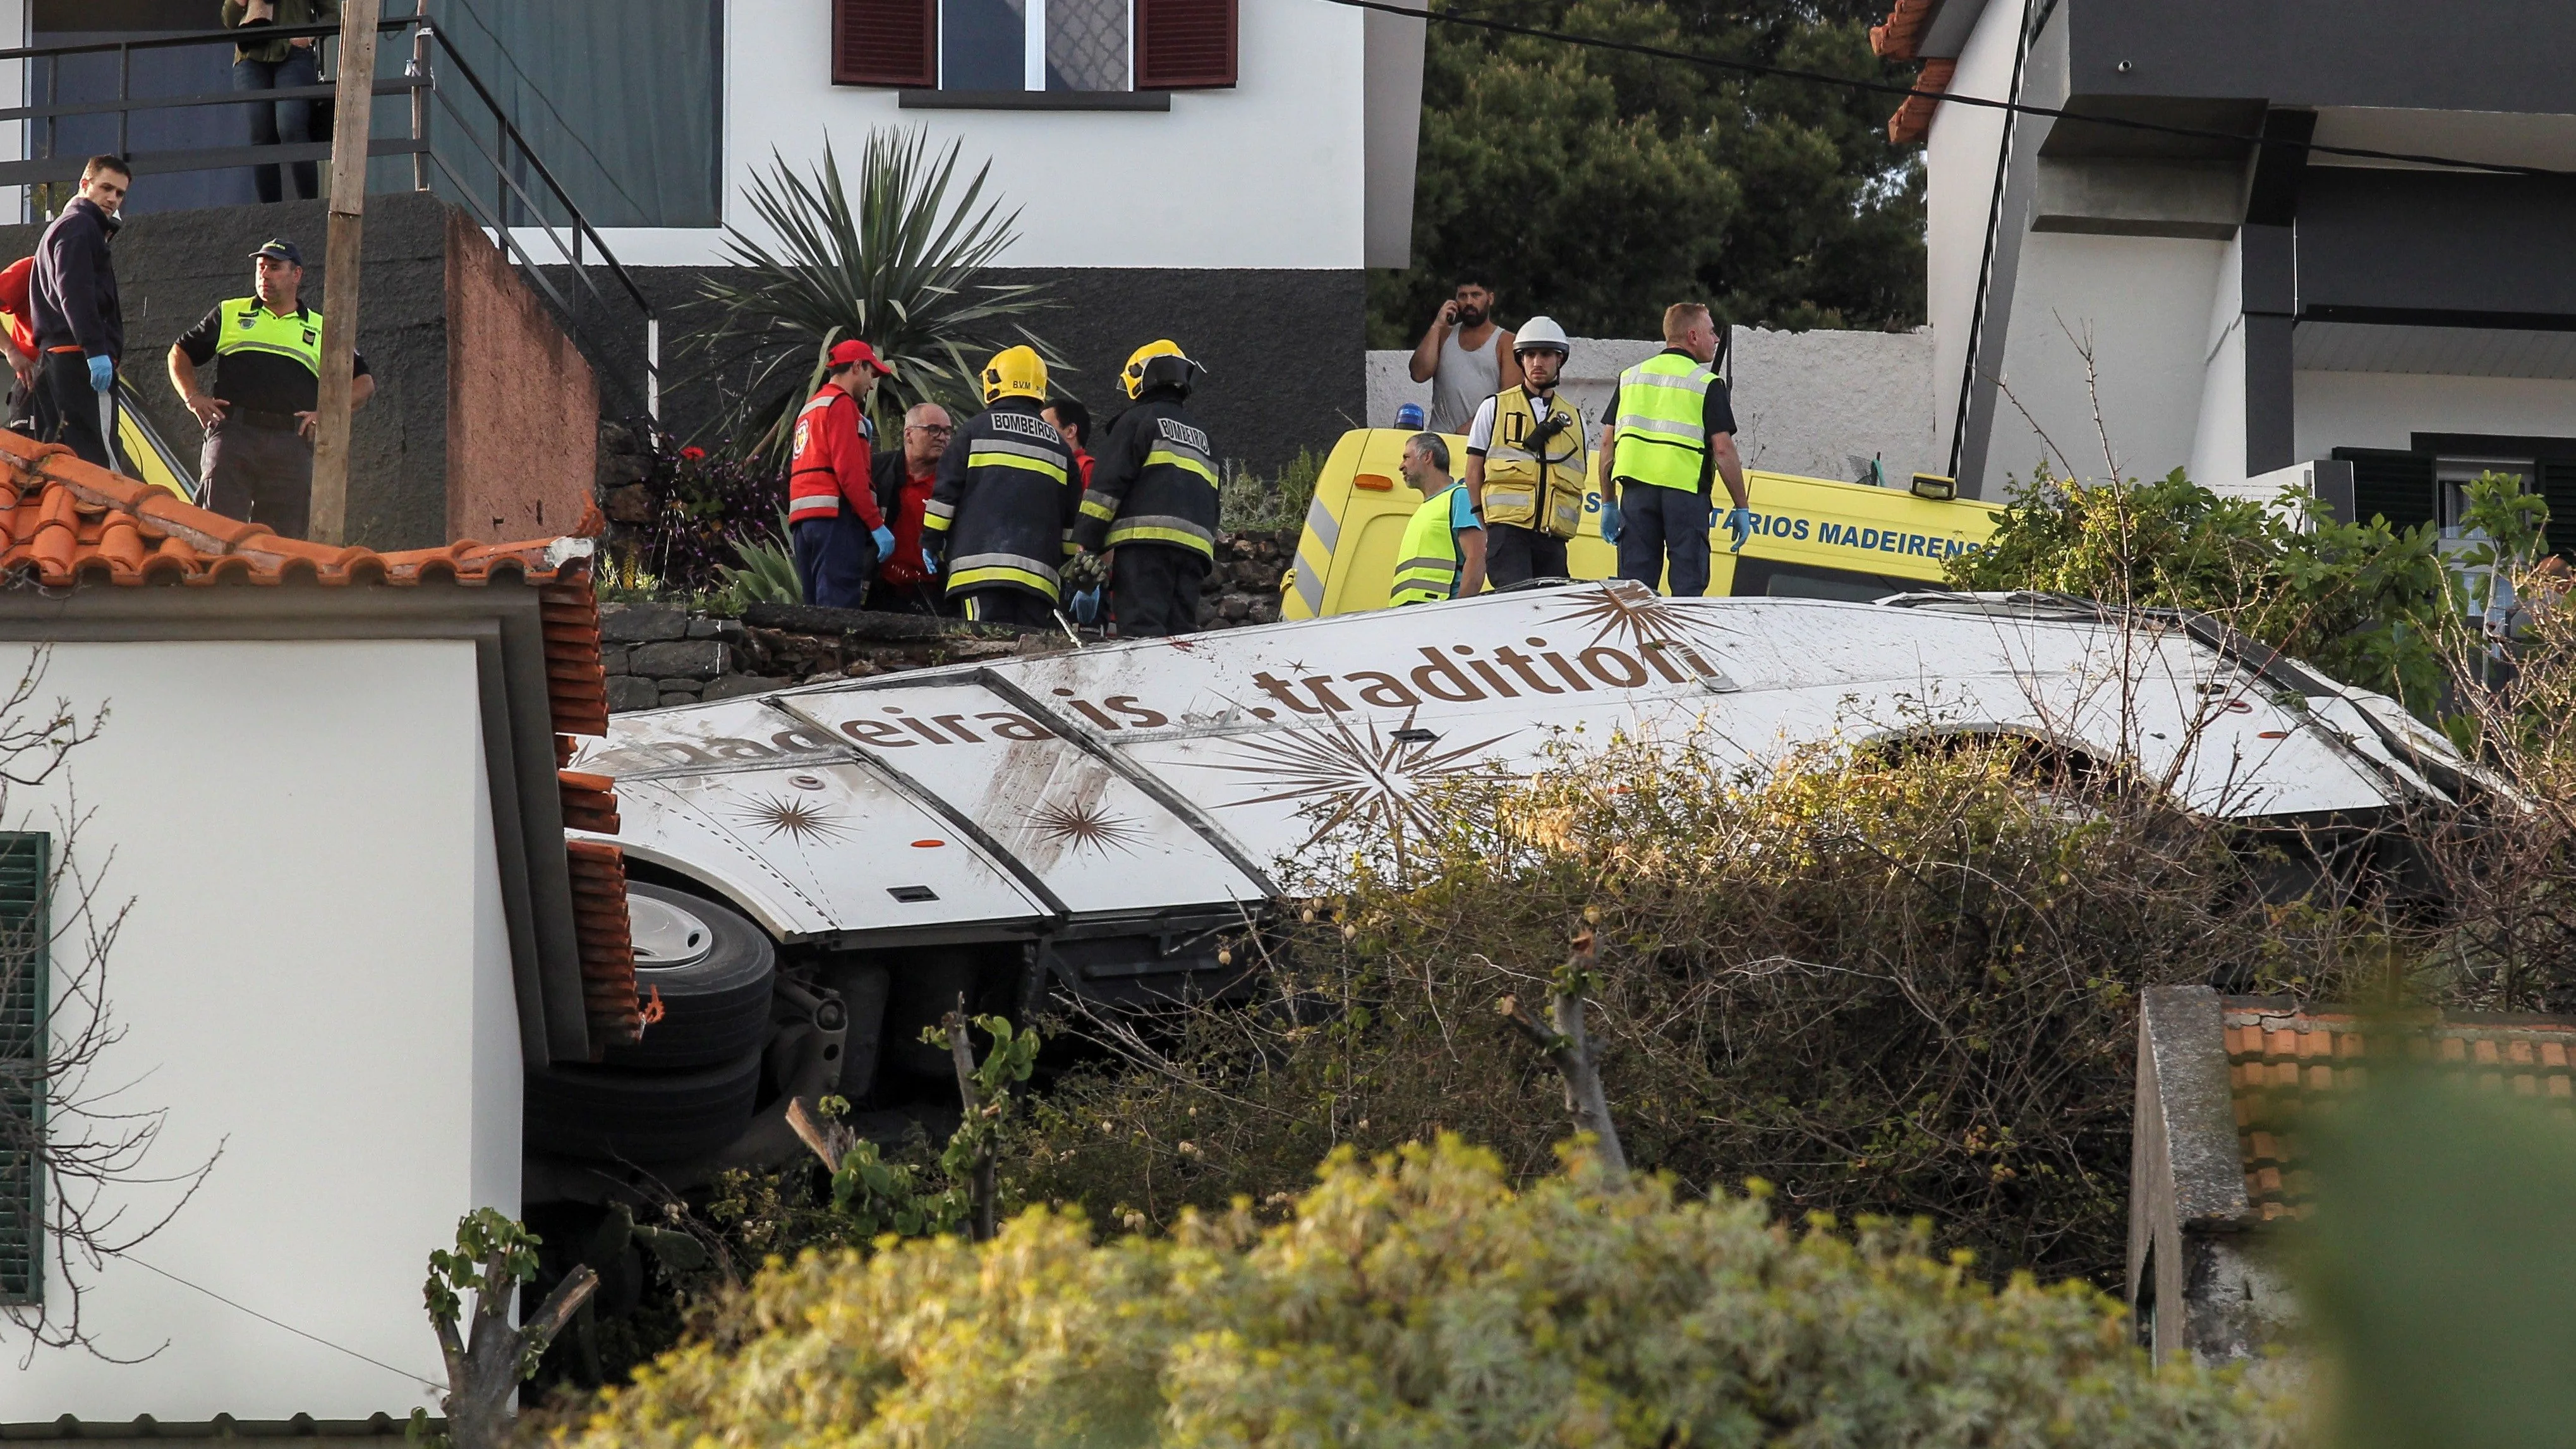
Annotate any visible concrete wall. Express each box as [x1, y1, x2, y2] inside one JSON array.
[[2293, 371, 2576, 459], [0, 638, 515, 1425], [444, 208, 600, 542], [1925, 0, 2028, 480], [1, 192, 596, 551], [1, 193, 454, 549], [616, 264, 1362, 478], [1982, 233, 2226, 490], [590, 0, 1377, 271], [1365, 327, 1939, 488]]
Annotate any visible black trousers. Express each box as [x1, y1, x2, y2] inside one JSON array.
[[1614, 483, 1713, 597], [1485, 523, 1569, 590], [203, 419, 314, 539], [956, 587, 1058, 627], [41, 352, 114, 470], [1111, 545, 1210, 637]]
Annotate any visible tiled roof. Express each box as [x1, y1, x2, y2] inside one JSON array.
[[1870, 0, 1938, 60], [1887, 58, 1954, 145], [1870, 0, 1949, 143], [2224, 998, 2576, 1221], [0, 429, 641, 1051]]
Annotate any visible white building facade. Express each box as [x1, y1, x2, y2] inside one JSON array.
[[1882, 0, 2576, 544]]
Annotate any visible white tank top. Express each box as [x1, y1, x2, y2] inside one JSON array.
[[1428, 326, 1501, 433]]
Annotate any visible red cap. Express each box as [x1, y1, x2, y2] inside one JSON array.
[[828, 339, 893, 376]]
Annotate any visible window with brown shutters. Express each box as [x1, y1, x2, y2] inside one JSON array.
[[1135, 0, 1236, 89], [834, 0, 938, 88]]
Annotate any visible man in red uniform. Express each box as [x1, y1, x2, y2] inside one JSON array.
[[0, 256, 44, 438], [788, 339, 893, 608], [869, 400, 952, 613]]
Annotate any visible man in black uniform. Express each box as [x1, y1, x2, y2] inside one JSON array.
[[922, 345, 1082, 627], [167, 239, 374, 540], [1075, 339, 1219, 637]]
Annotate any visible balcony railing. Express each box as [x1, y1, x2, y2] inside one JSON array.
[[0, 13, 662, 420]]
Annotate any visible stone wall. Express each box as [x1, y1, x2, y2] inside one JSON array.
[[599, 528, 1298, 713]]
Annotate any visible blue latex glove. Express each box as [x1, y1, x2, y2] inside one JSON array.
[[85, 355, 113, 394], [871, 524, 895, 558], [1598, 495, 1623, 545], [921, 546, 940, 576], [1070, 587, 1102, 625], [1722, 506, 1755, 553]]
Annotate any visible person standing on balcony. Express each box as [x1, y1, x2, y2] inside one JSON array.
[[168, 239, 375, 540], [30, 155, 128, 471], [225, 0, 338, 205]]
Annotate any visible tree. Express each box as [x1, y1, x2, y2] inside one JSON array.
[[691, 130, 1056, 458], [557, 1138, 2289, 1447], [0, 649, 221, 1358], [419, 1208, 597, 1449], [1370, 0, 1925, 346]]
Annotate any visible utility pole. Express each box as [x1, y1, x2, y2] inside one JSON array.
[[308, 0, 382, 547]]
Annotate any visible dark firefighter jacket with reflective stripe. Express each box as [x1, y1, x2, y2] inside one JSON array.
[[923, 397, 1082, 602], [1072, 390, 1219, 559]]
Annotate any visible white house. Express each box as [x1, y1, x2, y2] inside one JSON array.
[[4, 0, 1424, 469], [1879, 0, 2576, 549], [0, 432, 629, 1433]]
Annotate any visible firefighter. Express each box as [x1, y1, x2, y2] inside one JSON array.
[[923, 344, 1082, 627], [1462, 315, 1585, 588], [1073, 339, 1219, 637], [787, 339, 894, 609]]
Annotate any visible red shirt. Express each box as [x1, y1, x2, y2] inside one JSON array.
[[881, 466, 940, 586], [1072, 448, 1094, 488], [786, 384, 883, 528], [0, 257, 35, 357]]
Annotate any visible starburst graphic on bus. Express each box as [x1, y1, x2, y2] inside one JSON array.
[[735, 792, 851, 844], [1024, 797, 1149, 857], [1194, 711, 1511, 864], [1545, 578, 1732, 652]]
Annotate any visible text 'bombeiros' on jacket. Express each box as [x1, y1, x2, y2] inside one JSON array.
[[1073, 392, 1220, 559], [1480, 385, 1587, 538], [923, 398, 1082, 602]]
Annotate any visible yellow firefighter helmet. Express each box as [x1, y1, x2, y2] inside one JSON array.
[[1122, 338, 1202, 399], [981, 344, 1048, 404]]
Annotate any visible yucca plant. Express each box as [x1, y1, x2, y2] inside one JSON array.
[[693, 130, 1056, 459], [712, 511, 803, 613]]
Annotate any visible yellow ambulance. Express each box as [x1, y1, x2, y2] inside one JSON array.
[[1280, 427, 2001, 619]]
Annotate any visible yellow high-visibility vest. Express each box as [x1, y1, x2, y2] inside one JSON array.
[[1389, 485, 1466, 606], [1481, 385, 1587, 537], [1612, 351, 1715, 494], [212, 297, 323, 374]]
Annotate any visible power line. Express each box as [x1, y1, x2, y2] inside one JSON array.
[[124, 1256, 447, 1395], [1310, 0, 2576, 181]]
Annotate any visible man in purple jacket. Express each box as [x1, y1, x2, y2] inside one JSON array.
[[30, 155, 128, 469]]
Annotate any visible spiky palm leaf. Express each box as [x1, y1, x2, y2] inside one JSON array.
[[693, 130, 1057, 459]]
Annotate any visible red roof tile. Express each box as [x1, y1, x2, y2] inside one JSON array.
[[0, 430, 639, 1053], [1870, 0, 1938, 60], [1888, 57, 1955, 145], [2223, 998, 2576, 1220]]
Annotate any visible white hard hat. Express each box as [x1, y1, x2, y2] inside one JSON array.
[[1515, 315, 1571, 355]]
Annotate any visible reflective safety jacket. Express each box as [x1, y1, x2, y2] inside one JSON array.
[[1390, 484, 1467, 606], [211, 294, 323, 373], [1480, 385, 1587, 537], [1073, 390, 1219, 559], [787, 384, 883, 528], [1611, 350, 1717, 494], [924, 397, 1082, 602]]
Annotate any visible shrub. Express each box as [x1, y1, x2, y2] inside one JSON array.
[[1015, 736, 2389, 1286], [553, 1139, 2290, 1448], [602, 442, 787, 600]]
